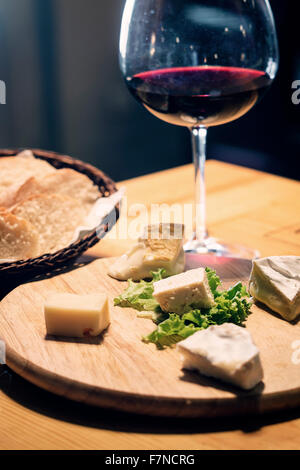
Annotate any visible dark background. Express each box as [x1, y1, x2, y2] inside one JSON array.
[[0, 0, 298, 182]]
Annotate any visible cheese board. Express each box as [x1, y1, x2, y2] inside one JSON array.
[[0, 254, 299, 418]]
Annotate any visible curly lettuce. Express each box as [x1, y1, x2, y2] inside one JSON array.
[[114, 267, 252, 348], [113, 269, 166, 312]]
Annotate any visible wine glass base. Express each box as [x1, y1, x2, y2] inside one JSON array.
[[183, 236, 260, 260]]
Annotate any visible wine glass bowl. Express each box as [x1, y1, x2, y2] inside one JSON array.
[[126, 66, 271, 128], [120, 0, 279, 258]]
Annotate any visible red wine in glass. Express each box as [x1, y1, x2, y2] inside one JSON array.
[[120, 0, 279, 258], [128, 66, 272, 128]]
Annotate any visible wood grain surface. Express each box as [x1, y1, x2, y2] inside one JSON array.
[[0, 254, 299, 419], [0, 160, 300, 449], [92, 161, 300, 259]]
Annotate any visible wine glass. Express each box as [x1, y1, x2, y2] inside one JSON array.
[[119, 0, 279, 258]]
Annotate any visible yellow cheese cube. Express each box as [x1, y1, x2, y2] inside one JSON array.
[[44, 293, 110, 338]]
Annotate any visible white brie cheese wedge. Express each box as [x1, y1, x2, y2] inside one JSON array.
[[249, 256, 300, 321], [153, 267, 215, 314], [108, 223, 185, 281], [177, 323, 263, 390]]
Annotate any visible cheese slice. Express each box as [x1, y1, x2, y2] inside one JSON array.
[[153, 267, 215, 314], [108, 223, 185, 281], [44, 293, 110, 337], [249, 256, 300, 321], [177, 323, 263, 390]]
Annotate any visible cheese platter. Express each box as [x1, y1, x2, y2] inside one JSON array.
[[0, 252, 299, 418]]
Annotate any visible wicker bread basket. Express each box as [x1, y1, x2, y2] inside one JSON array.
[[0, 149, 119, 276]]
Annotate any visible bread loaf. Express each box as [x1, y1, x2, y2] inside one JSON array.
[[14, 168, 100, 209], [12, 194, 86, 255], [0, 212, 40, 260], [0, 150, 55, 207]]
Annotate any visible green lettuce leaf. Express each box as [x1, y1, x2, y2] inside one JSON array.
[[143, 313, 201, 349], [113, 269, 166, 312], [205, 267, 222, 296], [114, 266, 252, 349]]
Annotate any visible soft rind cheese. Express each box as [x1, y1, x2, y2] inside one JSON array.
[[44, 293, 110, 337], [249, 256, 300, 321], [153, 267, 215, 314], [108, 223, 185, 281], [177, 323, 263, 390]]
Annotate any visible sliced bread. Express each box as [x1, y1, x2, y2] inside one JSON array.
[[12, 194, 86, 255], [14, 168, 100, 209], [0, 150, 56, 207], [0, 212, 40, 260]]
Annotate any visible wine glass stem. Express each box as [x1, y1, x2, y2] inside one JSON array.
[[190, 126, 208, 243]]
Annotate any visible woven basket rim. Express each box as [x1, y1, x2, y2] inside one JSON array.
[[0, 148, 119, 272]]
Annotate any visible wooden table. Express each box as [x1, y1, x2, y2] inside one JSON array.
[[0, 160, 300, 450]]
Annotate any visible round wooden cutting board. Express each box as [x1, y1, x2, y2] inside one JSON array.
[[0, 255, 299, 418]]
